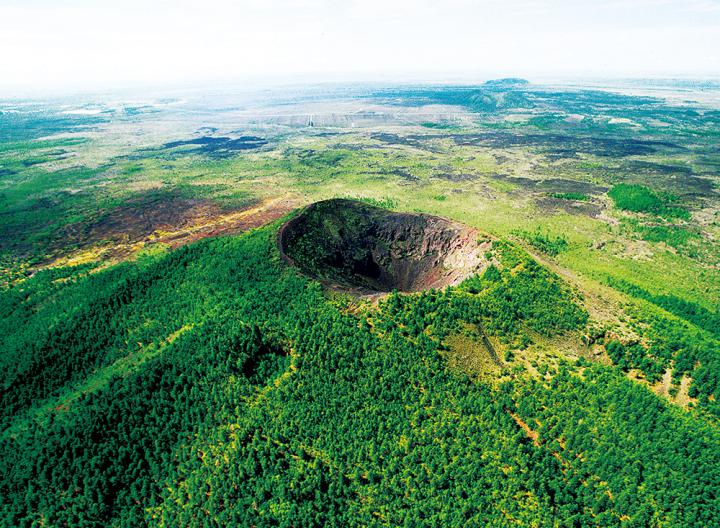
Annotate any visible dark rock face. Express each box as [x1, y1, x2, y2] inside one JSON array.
[[279, 199, 491, 293]]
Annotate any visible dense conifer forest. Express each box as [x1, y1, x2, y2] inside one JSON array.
[[2, 221, 719, 527]]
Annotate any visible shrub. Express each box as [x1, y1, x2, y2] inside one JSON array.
[[514, 228, 569, 256], [608, 184, 689, 219], [551, 192, 589, 202]]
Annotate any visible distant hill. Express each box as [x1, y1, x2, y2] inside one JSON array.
[[483, 77, 531, 88]]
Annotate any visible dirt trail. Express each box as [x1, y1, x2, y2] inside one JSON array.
[[508, 410, 541, 447], [478, 325, 502, 367]]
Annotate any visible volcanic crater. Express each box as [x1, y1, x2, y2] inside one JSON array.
[[278, 199, 492, 293]]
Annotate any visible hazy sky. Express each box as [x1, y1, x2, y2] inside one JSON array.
[[1, 0, 719, 93]]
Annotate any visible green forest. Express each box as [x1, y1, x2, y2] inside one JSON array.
[[2, 218, 719, 527]]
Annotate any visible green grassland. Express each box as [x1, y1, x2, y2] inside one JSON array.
[[1, 81, 719, 526]]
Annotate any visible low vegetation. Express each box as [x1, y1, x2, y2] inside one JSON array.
[[551, 192, 590, 201]]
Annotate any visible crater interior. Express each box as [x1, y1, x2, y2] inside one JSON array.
[[278, 199, 492, 293]]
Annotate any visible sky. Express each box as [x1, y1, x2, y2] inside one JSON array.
[[1, 0, 719, 94]]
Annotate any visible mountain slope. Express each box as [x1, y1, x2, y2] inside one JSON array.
[[1, 213, 719, 527]]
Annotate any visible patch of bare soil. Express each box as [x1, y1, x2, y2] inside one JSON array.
[[653, 368, 674, 398], [153, 196, 302, 251], [46, 194, 302, 267], [58, 191, 233, 250], [675, 374, 696, 408]]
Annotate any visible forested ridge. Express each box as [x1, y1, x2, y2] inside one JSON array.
[[1, 221, 719, 527]]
